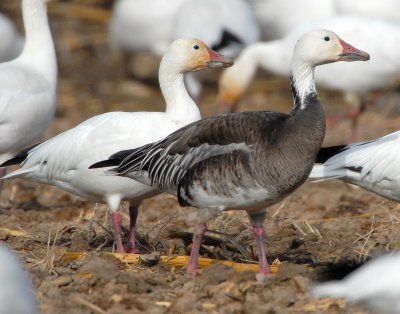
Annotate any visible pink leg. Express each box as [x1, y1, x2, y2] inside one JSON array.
[[326, 96, 366, 142], [186, 222, 206, 274], [253, 226, 271, 276], [325, 112, 348, 129], [348, 103, 366, 142], [111, 212, 125, 253], [0, 167, 6, 194], [326, 109, 360, 142], [125, 205, 139, 253]]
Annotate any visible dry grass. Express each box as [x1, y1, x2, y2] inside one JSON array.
[[33, 223, 62, 274], [63, 251, 280, 273]]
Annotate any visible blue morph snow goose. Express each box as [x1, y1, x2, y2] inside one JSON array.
[[0, 0, 57, 192], [91, 30, 369, 274], [1, 39, 232, 253], [218, 16, 400, 138], [310, 130, 400, 202]]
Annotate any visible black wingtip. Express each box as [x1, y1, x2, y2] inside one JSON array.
[[211, 29, 242, 51], [0, 143, 40, 167], [1, 156, 26, 167], [89, 149, 137, 169], [89, 159, 121, 169], [315, 145, 348, 164]]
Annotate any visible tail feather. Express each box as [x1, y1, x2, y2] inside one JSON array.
[[315, 145, 347, 164], [309, 164, 343, 181], [2, 166, 38, 179]]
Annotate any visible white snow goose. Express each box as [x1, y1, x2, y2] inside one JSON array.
[[0, 12, 24, 62], [0, 245, 37, 314], [90, 30, 369, 274], [109, 0, 188, 56], [312, 252, 400, 314], [336, 0, 400, 24], [246, 0, 400, 41], [0, 0, 57, 192], [171, 0, 260, 59], [109, 0, 259, 98], [1, 39, 233, 253], [310, 130, 400, 202], [218, 16, 400, 139], [246, 0, 334, 40], [171, 0, 260, 98]]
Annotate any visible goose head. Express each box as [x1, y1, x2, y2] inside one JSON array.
[[217, 30, 369, 113], [293, 29, 370, 66], [162, 38, 233, 73]]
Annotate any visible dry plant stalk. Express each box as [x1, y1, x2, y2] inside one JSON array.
[[0, 227, 30, 238], [31, 223, 63, 274], [353, 213, 376, 261], [63, 252, 280, 273], [44, 223, 61, 274], [74, 295, 107, 314]]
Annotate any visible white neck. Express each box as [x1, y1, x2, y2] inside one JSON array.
[[158, 58, 201, 122], [255, 41, 291, 76], [290, 60, 316, 110], [18, 0, 57, 87], [232, 41, 288, 89]]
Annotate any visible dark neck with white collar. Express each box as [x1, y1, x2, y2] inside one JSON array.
[[289, 60, 318, 112]]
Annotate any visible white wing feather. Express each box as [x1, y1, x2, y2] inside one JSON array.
[[310, 131, 400, 201]]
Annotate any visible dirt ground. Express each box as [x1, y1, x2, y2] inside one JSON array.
[[2, 1, 400, 313]]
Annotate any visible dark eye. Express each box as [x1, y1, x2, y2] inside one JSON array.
[[193, 45, 199, 50], [324, 36, 330, 41]]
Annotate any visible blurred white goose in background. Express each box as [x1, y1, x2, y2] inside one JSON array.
[[312, 252, 400, 314], [109, 0, 259, 98], [91, 30, 369, 274], [172, 0, 260, 98], [218, 15, 400, 138], [109, 0, 188, 56], [336, 0, 400, 24], [310, 130, 400, 202], [246, 0, 335, 40], [0, 12, 24, 62], [246, 0, 400, 41], [0, 0, 57, 192], [0, 245, 37, 314], [1, 39, 233, 253], [173, 0, 259, 58]]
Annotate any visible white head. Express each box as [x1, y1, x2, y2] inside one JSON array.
[[290, 29, 369, 108], [293, 29, 370, 66], [161, 38, 233, 73]]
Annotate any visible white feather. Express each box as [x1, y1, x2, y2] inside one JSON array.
[[0, 245, 37, 314], [0, 12, 24, 62], [312, 252, 400, 314], [310, 131, 400, 201], [4, 112, 195, 210], [3, 38, 221, 212], [0, 0, 57, 164]]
